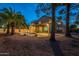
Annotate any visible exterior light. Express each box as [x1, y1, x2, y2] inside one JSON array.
[[39, 22, 41, 24], [58, 22, 61, 25], [46, 23, 49, 26], [49, 19, 51, 23]]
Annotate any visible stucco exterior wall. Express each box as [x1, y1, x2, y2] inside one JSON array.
[[0, 29, 27, 33]]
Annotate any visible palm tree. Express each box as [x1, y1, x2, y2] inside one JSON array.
[[15, 13, 27, 33], [0, 8, 11, 34], [0, 7, 28, 35], [0, 8, 16, 34], [11, 12, 28, 34]]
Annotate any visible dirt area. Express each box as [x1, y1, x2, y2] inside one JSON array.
[[0, 34, 53, 56], [0, 34, 79, 56]]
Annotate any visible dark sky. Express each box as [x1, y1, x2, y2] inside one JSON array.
[[0, 3, 78, 25], [0, 3, 38, 25]]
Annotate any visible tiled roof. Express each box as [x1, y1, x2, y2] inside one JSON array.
[[31, 20, 39, 24], [38, 15, 52, 23], [31, 15, 52, 24]]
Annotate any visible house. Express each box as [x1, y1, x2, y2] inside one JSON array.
[[0, 23, 28, 35], [29, 16, 52, 33], [29, 16, 64, 34]]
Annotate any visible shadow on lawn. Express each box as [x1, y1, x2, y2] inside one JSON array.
[[49, 39, 64, 56]]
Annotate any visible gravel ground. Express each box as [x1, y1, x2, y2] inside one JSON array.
[[0, 34, 53, 56], [0, 34, 79, 56]]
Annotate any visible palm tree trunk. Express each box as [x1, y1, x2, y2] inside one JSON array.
[[65, 4, 71, 37], [11, 26, 15, 35], [11, 21, 15, 35], [6, 22, 10, 34], [19, 27, 21, 32]]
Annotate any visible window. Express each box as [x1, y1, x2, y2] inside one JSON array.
[[44, 26, 48, 31]]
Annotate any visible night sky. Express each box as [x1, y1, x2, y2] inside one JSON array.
[[0, 3, 78, 25]]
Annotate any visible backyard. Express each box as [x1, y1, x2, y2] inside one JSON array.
[[0, 33, 79, 56], [0, 3, 79, 56]]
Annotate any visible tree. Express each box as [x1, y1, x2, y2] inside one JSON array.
[[36, 3, 64, 55], [65, 4, 72, 37], [57, 16, 63, 32], [0, 7, 28, 35], [75, 14, 79, 25], [35, 3, 56, 40], [15, 13, 28, 32], [75, 20, 79, 25], [57, 4, 71, 37], [36, 3, 71, 39], [0, 8, 11, 34]]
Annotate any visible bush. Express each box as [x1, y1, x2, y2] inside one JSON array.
[[70, 25, 77, 32]]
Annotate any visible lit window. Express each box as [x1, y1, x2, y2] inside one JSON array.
[[44, 26, 48, 31]]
